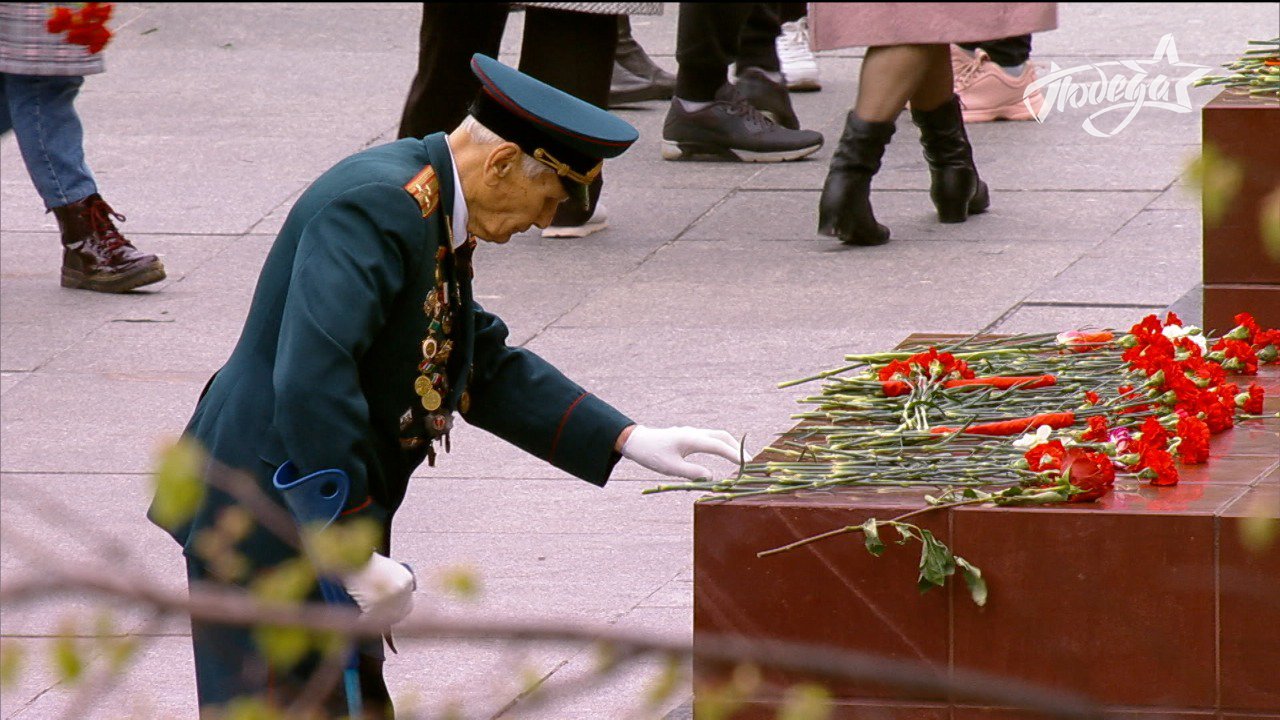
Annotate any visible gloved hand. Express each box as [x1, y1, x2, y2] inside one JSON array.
[[620, 425, 743, 480], [339, 553, 417, 624]]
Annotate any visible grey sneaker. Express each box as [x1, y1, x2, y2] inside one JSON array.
[[661, 84, 823, 162]]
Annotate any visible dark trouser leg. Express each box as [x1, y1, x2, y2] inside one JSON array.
[[778, 2, 806, 23], [397, 3, 508, 139], [674, 2, 756, 101], [736, 3, 783, 74], [187, 556, 392, 718], [957, 34, 1033, 67], [519, 8, 617, 226]]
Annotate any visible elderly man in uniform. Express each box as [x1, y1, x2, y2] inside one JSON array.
[[150, 55, 741, 717]]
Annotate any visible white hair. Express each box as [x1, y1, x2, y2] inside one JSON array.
[[459, 116, 553, 179]]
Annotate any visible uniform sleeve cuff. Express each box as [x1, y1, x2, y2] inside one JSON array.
[[548, 393, 633, 487]]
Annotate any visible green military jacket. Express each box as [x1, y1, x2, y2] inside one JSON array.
[[155, 132, 632, 563]]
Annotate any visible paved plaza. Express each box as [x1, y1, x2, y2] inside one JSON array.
[[2, 3, 1277, 718]]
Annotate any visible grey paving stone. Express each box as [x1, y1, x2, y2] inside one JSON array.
[[0, 372, 29, 397], [386, 639, 569, 720], [0, 635, 196, 720], [1028, 250, 1200, 306], [393, 530, 689, 623], [1033, 4, 1277, 59], [1084, 209, 1200, 260], [1147, 185, 1202, 212], [0, 373, 204, 474], [680, 189, 1157, 243], [509, 641, 689, 720], [391, 476, 694, 537]]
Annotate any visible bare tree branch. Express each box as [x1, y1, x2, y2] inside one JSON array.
[[0, 564, 1115, 720]]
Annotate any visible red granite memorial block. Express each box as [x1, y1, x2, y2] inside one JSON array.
[[1201, 88, 1280, 333], [692, 336, 1280, 718]]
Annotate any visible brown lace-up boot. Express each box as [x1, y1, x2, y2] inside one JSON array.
[[52, 194, 166, 292]]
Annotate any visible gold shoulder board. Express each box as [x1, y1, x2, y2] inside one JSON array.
[[404, 165, 440, 218]]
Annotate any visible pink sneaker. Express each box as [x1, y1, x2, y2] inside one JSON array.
[[951, 46, 1044, 123]]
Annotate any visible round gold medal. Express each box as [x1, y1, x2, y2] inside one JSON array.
[[421, 389, 442, 411], [414, 375, 433, 396], [421, 338, 438, 358]]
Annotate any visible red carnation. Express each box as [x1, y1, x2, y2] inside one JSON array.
[[1081, 415, 1110, 442], [1139, 446, 1180, 486], [1060, 447, 1116, 501], [1164, 311, 1184, 327], [1024, 439, 1067, 473], [46, 6, 73, 33], [1084, 391, 1101, 405], [1237, 384, 1265, 414], [1176, 416, 1210, 464], [82, 2, 114, 23], [877, 359, 913, 382], [1133, 416, 1170, 454], [1212, 339, 1259, 375], [1202, 398, 1235, 435]]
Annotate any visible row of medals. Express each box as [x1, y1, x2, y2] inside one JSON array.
[[415, 244, 462, 441]]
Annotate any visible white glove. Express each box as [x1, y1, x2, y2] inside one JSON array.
[[620, 425, 743, 480], [339, 553, 416, 625]]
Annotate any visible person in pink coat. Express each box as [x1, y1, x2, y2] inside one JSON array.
[[808, 3, 1057, 245]]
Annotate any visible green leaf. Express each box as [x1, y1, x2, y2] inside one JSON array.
[[861, 519, 885, 557], [1260, 186, 1280, 263], [1187, 145, 1244, 228], [0, 642, 24, 688], [105, 636, 138, 674], [956, 557, 988, 607], [916, 529, 957, 594], [893, 524, 914, 544], [252, 625, 311, 672], [777, 683, 833, 720], [694, 683, 744, 720], [439, 565, 482, 601], [303, 517, 381, 575], [250, 558, 316, 605], [645, 654, 682, 708], [53, 635, 83, 685], [222, 697, 289, 720], [1239, 514, 1279, 554], [150, 438, 207, 531]]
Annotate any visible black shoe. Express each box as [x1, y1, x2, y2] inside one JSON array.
[[662, 84, 823, 163], [818, 112, 895, 245], [911, 95, 989, 223], [616, 16, 676, 89], [734, 67, 800, 130], [609, 62, 672, 106]]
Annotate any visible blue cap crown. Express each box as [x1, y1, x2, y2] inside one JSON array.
[[468, 54, 638, 194]]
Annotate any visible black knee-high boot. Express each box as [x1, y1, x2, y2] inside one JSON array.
[[817, 111, 895, 246], [911, 95, 989, 223]]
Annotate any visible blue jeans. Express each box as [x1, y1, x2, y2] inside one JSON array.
[[0, 73, 98, 210]]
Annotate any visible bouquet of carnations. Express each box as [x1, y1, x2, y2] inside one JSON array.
[[46, 3, 115, 55], [648, 312, 1278, 605]]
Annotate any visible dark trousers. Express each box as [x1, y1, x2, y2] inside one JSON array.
[[675, 2, 782, 101], [187, 555, 392, 718], [397, 4, 616, 225], [778, 2, 806, 23], [958, 35, 1033, 67]]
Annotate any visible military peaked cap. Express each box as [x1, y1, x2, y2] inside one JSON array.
[[468, 53, 639, 207]]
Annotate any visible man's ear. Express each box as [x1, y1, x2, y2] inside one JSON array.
[[483, 142, 523, 185]]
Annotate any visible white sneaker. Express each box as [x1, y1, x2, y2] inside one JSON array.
[[542, 202, 608, 238], [777, 18, 820, 92]]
